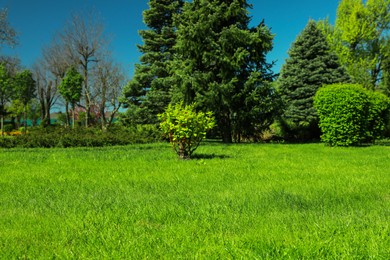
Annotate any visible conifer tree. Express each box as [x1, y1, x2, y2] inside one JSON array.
[[278, 20, 349, 140], [122, 0, 183, 125], [172, 0, 277, 143]]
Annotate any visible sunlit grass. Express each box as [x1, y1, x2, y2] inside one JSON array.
[[1, 143, 389, 258]]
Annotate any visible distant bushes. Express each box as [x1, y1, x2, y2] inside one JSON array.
[[314, 84, 390, 146], [0, 125, 162, 148]]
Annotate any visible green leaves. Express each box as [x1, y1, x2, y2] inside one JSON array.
[[158, 102, 215, 159], [314, 83, 390, 146], [14, 69, 36, 106], [323, 0, 390, 89], [58, 67, 83, 105], [122, 0, 183, 125], [172, 0, 275, 142]]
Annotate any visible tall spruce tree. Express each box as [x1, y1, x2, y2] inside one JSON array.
[[278, 20, 349, 140], [122, 0, 183, 125], [172, 0, 277, 143]]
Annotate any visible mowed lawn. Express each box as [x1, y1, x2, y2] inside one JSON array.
[[0, 142, 389, 258]]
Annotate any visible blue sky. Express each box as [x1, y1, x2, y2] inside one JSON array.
[[1, 0, 339, 76]]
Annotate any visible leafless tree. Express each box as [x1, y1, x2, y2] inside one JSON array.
[[60, 11, 107, 127], [92, 55, 126, 130], [32, 37, 70, 126], [0, 8, 17, 49]]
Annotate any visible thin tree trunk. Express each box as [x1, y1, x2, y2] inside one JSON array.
[[24, 105, 27, 134], [1, 115, 4, 137], [72, 103, 75, 129], [45, 104, 51, 126], [65, 101, 70, 127], [221, 113, 232, 143], [106, 103, 121, 129], [84, 63, 90, 128]]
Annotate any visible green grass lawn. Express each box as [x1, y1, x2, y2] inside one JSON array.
[[1, 142, 389, 258]]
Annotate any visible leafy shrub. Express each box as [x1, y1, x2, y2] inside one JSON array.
[[2, 124, 14, 133], [314, 84, 390, 146], [158, 102, 215, 159], [0, 136, 16, 148], [366, 91, 390, 142]]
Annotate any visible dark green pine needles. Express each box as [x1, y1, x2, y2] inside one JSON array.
[[278, 20, 349, 139], [122, 0, 183, 125]]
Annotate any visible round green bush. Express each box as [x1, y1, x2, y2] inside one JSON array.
[[366, 91, 390, 142], [314, 84, 390, 146]]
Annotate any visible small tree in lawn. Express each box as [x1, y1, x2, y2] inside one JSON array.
[[59, 67, 83, 129], [159, 102, 215, 159], [15, 69, 36, 133]]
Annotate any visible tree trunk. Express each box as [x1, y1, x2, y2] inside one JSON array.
[[106, 103, 121, 130], [23, 105, 27, 134], [84, 63, 90, 128], [1, 115, 4, 137], [220, 113, 232, 143], [45, 104, 51, 126], [72, 103, 75, 129], [100, 76, 107, 131], [39, 88, 46, 125], [65, 101, 70, 127]]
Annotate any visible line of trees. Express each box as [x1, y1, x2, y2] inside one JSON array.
[[1, 0, 390, 145], [121, 0, 390, 144], [0, 8, 127, 133]]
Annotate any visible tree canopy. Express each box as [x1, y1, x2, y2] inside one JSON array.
[[320, 0, 390, 91], [121, 0, 184, 125], [171, 0, 277, 142], [58, 67, 83, 128]]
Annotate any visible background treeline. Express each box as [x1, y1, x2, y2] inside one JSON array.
[[1, 0, 390, 148], [122, 0, 390, 144]]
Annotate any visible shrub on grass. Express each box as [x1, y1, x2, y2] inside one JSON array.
[[366, 91, 390, 142], [159, 102, 215, 159], [314, 83, 390, 146]]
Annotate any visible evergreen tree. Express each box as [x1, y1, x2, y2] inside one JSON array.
[[172, 0, 276, 143], [278, 20, 349, 140], [122, 0, 183, 125]]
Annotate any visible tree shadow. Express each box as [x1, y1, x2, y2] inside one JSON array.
[[192, 153, 230, 160]]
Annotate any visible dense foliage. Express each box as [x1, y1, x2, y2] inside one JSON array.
[[171, 0, 277, 143], [278, 20, 349, 141], [320, 0, 390, 91], [314, 84, 390, 146], [158, 102, 215, 159], [14, 69, 36, 132], [0, 64, 13, 136], [58, 67, 83, 128], [121, 0, 183, 125], [2, 1, 390, 146]]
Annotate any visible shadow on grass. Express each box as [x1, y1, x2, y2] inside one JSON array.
[[192, 153, 230, 160]]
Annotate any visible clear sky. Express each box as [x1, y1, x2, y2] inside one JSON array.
[[0, 0, 339, 76]]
